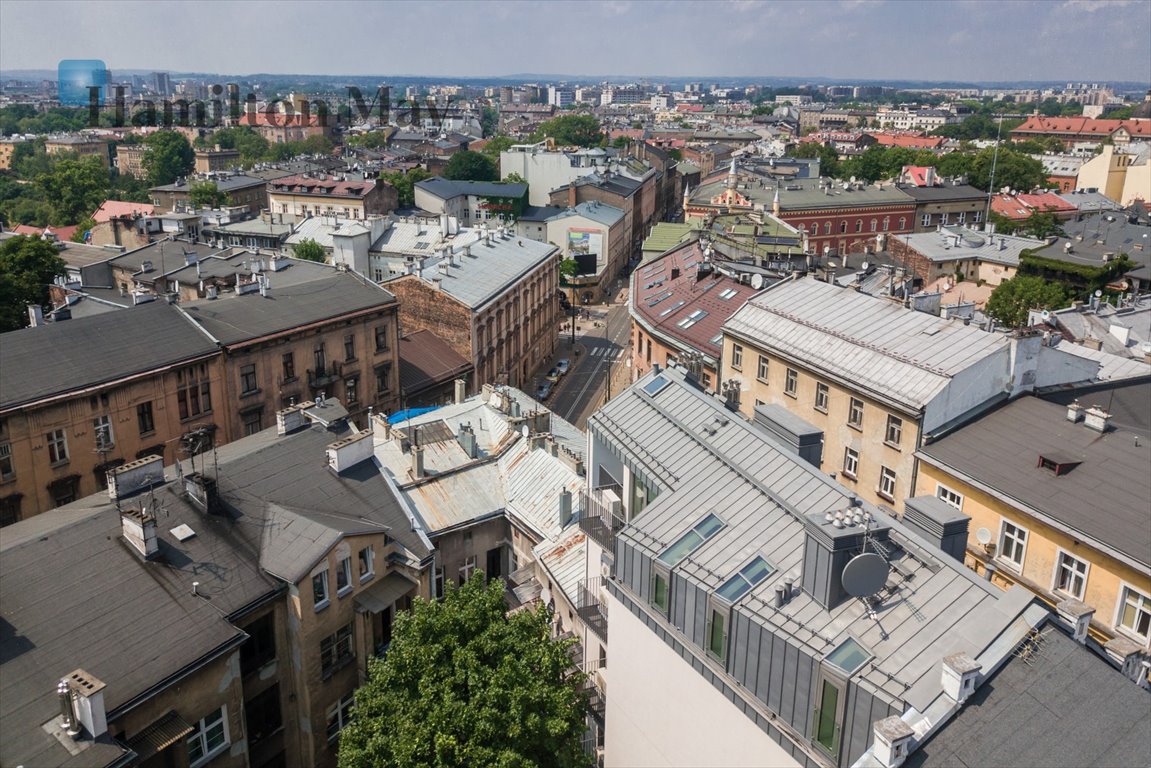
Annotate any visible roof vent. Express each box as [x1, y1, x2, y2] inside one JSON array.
[[1037, 452, 1080, 476], [62, 669, 107, 739]]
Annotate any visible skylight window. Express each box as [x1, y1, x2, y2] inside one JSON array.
[[647, 291, 674, 307], [718, 288, 738, 300], [709, 333, 723, 345], [825, 637, 871, 676], [677, 309, 709, 328], [642, 375, 671, 397], [659, 513, 724, 566], [716, 556, 774, 602], [659, 300, 687, 317]]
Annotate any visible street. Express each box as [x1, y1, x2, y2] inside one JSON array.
[[548, 301, 632, 429]]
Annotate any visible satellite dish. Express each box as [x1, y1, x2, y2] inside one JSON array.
[[975, 527, 992, 545], [521, 424, 530, 438], [860, 261, 870, 271], [1040, 309, 1051, 320], [751, 274, 764, 289], [1094, 289, 1103, 297], [842, 552, 888, 598]]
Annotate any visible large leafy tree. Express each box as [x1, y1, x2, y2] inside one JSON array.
[[143, 130, 194, 185], [291, 238, 326, 263], [985, 274, 1066, 328], [189, 181, 229, 209], [789, 141, 840, 179], [967, 146, 1046, 193], [443, 150, 499, 181], [34, 156, 109, 224], [0, 235, 67, 331], [337, 576, 589, 768], [380, 167, 430, 208], [533, 114, 603, 147]]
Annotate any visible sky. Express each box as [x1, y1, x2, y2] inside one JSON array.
[[1, 0, 1148, 84]]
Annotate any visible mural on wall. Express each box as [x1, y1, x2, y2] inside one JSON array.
[[568, 228, 603, 275]]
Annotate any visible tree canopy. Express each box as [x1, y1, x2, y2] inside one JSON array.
[[337, 575, 589, 768], [443, 150, 499, 182], [532, 114, 604, 147], [984, 274, 1066, 328], [0, 235, 67, 332], [291, 238, 326, 263], [379, 167, 430, 208], [34, 156, 109, 224], [788, 141, 841, 179], [480, 135, 515, 160], [188, 181, 229, 209], [143, 130, 194, 185]]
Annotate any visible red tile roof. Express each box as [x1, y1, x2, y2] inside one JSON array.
[[869, 132, 945, 149], [10, 224, 79, 241], [92, 200, 156, 223], [237, 112, 326, 128], [631, 239, 760, 359], [990, 192, 1076, 221], [1011, 116, 1151, 139], [268, 174, 380, 199]]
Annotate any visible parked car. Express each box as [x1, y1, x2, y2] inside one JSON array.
[[545, 367, 560, 382], [555, 358, 571, 376], [535, 381, 553, 401]]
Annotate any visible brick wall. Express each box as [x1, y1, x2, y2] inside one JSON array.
[[388, 276, 474, 363]]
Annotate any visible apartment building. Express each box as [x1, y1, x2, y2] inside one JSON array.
[[720, 278, 1104, 511], [550, 168, 659, 259], [44, 134, 111, 167], [516, 200, 628, 304], [115, 143, 149, 178], [0, 402, 433, 768], [151, 172, 269, 213], [383, 226, 560, 391], [915, 382, 1151, 649], [1076, 144, 1151, 205], [267, 174, 397, 220], [195, 147, 242, 174], [414, 177, 528, 224], [1010, 116, 1151, 147], [500, 141, 613, 207]]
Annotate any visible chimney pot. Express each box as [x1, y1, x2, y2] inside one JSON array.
[[872, 716, 915, 768], [1056, 598, 1095, 644], [941, 652, 981, 703]]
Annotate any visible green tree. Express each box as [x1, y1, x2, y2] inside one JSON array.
[[143, 130, 194, 186], [347, 131, 391, 149], [337, 576, 589, 768], [611, 135, 631, 149], [559, 257, 579, 308], [532, 114, 603, 147], [480, 135, 515, 160], [443, 150, 498, 181], [380, 167, 430, 208], [789, 141, 840, 178], [480, 105, 499, 138], [504, 172, 527, 184], [188, 181, 229, 209], [291, 238, 326, 263], [70, 217, 96, 243], [0, 235, 67, 331], [968, 146, 1046, 193], [985, 274, 1066, 328], [34, 156, 109, 224]]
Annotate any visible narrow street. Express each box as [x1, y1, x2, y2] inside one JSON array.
[[548, 300, 632, 429]]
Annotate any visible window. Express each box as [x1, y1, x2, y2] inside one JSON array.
[[957, 211, 967, 224], [707, 605, 728, 661], [731, 343, 743, 370], [1054, 551, 1089, 599], [839, 221, 847, 234], [813, 678, 843, 754], [878, 466, 897, 502], [375, 363, 392, 395], [187, 706, 229, 767], [92, 415, 114, 450], [870, 218, 877, 232], [825, 637, 871, 676], [756, 355, 769, 382], [245, 684, 282, 747], [242, 408, 262, 436], [785, 367, 798, 397], [659, 513, 724, 566], [936, 484, 964, 510], [998, 520, 1028, 570], [336, 556, 352, 595], [459, 555, 477, 584], [374, 325, 389, 352], [434, 566, 445, 598], [940, 212, 950, 225], [358, 545, 374, 582], [824, 221, 831, 235], [973, 210, 983, 223], [0, 443, 13, 481], [314, 344, 326, 374], [136, 402, 155, 435], [921, 213, 932, 227], [320, 623, 354, 678], [0, 494, 21, 527], [177, 363, 212, 420], [51, 475, 81, 506], [240, 613, 276, 676], [882, 216, 890, 231], [716, 556, 774, 602], [326, 692, 355, 743], [884, 415, 903, 448], [344, 334, 356, 361], [650, 568, 670, 614], [240, 364, 258, 395], [899, 217, 907, 230], [847, 398, 864, 429], [842, 448, 859, 479], [345, 376, 359, 406], [282, 352, 296, 382], [1118, 585, 1151, 641], [46, 429, 68, 464], [855, 220, 862, 233], [313, 570, 329, 609], [814, 382, 829, 413]]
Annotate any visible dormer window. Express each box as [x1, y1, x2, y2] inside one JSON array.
[[1038, 452, 1080, 476]]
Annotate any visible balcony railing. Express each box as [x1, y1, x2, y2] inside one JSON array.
[[577, 577, 608, 642], [579, 485, 625, 553]]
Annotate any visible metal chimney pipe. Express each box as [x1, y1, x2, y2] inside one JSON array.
[[58, 680, 81, 737]]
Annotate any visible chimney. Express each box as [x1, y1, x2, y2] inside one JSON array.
[[184, 472, 221, 514], [941, 652, 981, 703], [800, 505, 891, 611], [559, 446, 585, 476], [1104, 636, 1151, 689], [1055, 598, 1095, 644], [872, 716, 915, 768], [107, 455, 165, 501], [1084, 406, 1110, 432], [276, 403, 307, 435], [63, 670, 107, 739], [454, 378, 467, 404], [27, 304, 44, 327], [558, 488, 573, 527], [901, 496, 970, 562], [121, 507, 160, 558], [567, 184, 577, 208], [57, 679, 82, 738], [326, 431, 374, 473], [411, 444, 425, 479], [457, 423, 478, 459], [1066, 400, 1084, 423]]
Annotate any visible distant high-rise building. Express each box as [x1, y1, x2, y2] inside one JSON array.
[[151, 71, 171, 96]]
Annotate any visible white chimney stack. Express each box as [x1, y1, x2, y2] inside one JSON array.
[[454, 378, 467, 404], [1056, 598, 1095, 644], [872, 716, 915, 768], [941, 652, 981, 703], [326, 431, 374, 473], [1066, 401, 1084, 423], [121, 508, 160, 558], [63, 670, 107, 739], [1084, 406, 1110, 432]]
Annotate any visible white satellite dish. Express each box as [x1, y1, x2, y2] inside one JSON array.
[[521, 424, 530, 438], [1040, 309, 1051, 320], [751, 274, 764, 289], [1094, 289, 1103, 297], [860, 261, 870, 271], [975, 527, 992, 545], [842, 552, 889, 598]]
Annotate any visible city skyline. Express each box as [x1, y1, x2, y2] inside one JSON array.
[[1, 0, 1148, 84]]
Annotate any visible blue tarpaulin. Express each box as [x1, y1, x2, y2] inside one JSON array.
[[387, 406, 441, 424]]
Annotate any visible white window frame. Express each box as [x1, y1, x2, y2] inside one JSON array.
[[1114, 582, 1151, 644], [93, 415, 114, 450], [884, 414, 902, 448], [459, 555, 477, 583], [336, 556, 353, 597], [1051, 549, 1090, 600], [187, 705, 230, 768], [731, 343, 743, 370], [358, 545, 374, 583], [814, 382, 829, 413], [935, 483, 964, 511], [0, 442, 13, 481], [842, 447, 859, 480], [47, 428, 69, 464], [312, 569, 330, 611], [921, 213, 931, 227], [784, 367, 798, 398], [756, 355, 769, 382], [326, 691, 355, 743], [848, 398, 864, 429], [997, 519, 1029, 572], [878, 466, 897, 502]]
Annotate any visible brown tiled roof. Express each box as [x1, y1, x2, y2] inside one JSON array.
[[398, 330, 472, 396]]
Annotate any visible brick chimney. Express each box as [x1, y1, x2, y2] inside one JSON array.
[[567, 184, 577, 208]]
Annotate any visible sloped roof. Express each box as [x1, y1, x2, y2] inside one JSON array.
[[1012, 116, 1151, 138], [92, 200, 156, 223], [398, 330, 472, 396], [415, 177, 528, 201]]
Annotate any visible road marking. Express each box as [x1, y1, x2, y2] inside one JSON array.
[[591, 348, 604, 356]]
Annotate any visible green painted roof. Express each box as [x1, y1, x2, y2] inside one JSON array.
[[641, 222, 700, 257]]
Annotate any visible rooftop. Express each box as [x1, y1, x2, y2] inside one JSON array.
[[415, 177, 527, 201], [398, 329, 472, 397], [902, 226, 1046, 267], [268, 174, 383, 199], [918, 390, 1151, 569], [91, 200, 156, 223], [150, 173, 267, 193]]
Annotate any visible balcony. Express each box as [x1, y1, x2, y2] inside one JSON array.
[[307, 361, 342, 389], [564, 637, 606, 724], [577, 577, 608, 642], [579, 485, 625, 553]]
